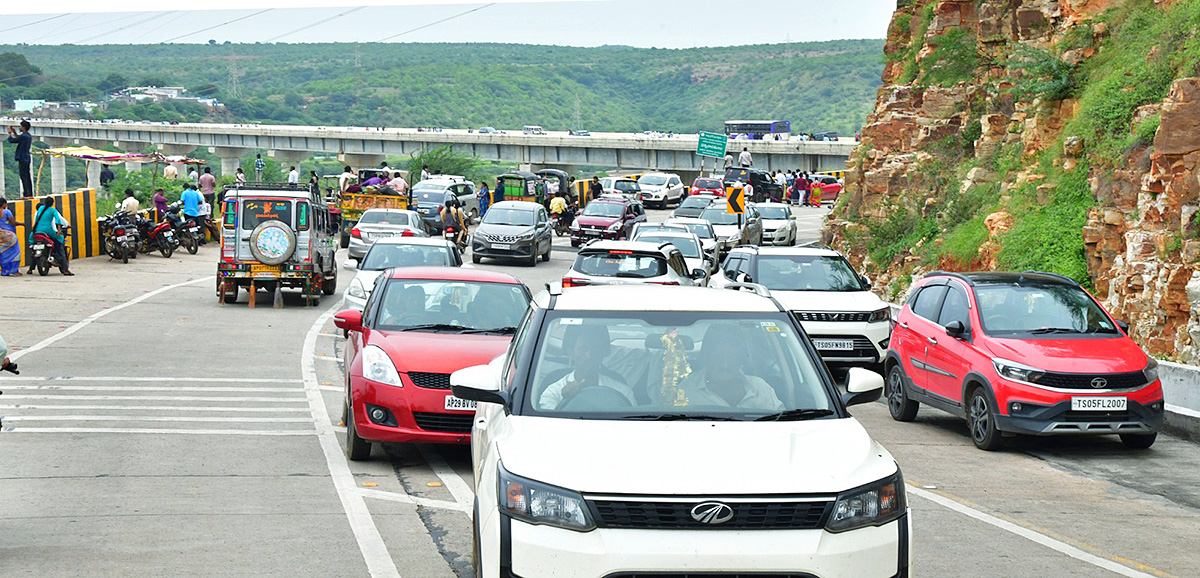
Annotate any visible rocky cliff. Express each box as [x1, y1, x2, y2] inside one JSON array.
[[825, 0, 1200, 363]]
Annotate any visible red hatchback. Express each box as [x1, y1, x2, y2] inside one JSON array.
[[334, 267, 531, 460], [885, 271, 1164, 450], [691, 177, 726, 196]]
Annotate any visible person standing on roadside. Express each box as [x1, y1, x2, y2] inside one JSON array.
[[199, 166, 217, 208], [235, 167, 246, 185], [590, 176, 603, 201], [99, 165, 115, 191], [188, 166, 199, 183], [163, 163, 178, 180], [478, 181, 490, 216], [797, 172, 811, 206], [493, 180, 505, 206], [420, 165, 431, 181], [0, 198, 21, 276], [254, 154, 265, 181], [7, 120, 33, 197], [287, 166, 299, 185], [809, 179, 823, 207], [738, 147, 753, 168], [120, 188, 140, 217], [153, 188, 169, 221]]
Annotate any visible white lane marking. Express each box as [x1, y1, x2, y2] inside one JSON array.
[[4, 416, 312, 423], [9, 277, 209, 362], [908, 485, 1156, 578], [1, 427, 313, 436], [317, 332, 340, 338], [0, 376, 302, 383], [0, 395, 307, 402], [302, 301, 401, 578], [416, 444, 475, 507], [0, 404, 308, 413], [315, 356, 341, 362], [1166, 403, 1200, 419], [3, 386, 304, 393], [358, 487, 471, 514], [320, 386, 342, 392]]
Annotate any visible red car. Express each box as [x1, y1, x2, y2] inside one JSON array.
[[334, 267, 532, 460], [885, 271, 1164, 450], [568, 195, 647, 247], [690, 177, 725, 196]]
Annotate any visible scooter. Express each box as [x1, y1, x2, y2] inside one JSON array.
[[30, 225, 71, 276], [443, 225, 468, 253]]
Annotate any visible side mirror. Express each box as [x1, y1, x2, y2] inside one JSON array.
[[841, 367, 884, 407], [859, 275, 871, 289], [343, 259, 359, 270], [736, 272, 753, 283], [1116, 320, 1130, 334], [333, 309, 363, 333], [690, 268, 707, 280], [945, 320, 968, 339], [450, 365, 509, 406]]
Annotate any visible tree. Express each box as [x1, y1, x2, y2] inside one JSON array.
[[98, 73, 127, 93], [0, 52, 41, 86]]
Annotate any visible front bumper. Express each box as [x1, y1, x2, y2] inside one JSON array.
[[473, 238, 538, 260], [764, 228, 793, 245], [497, 512, 910, 578], [351, 377, 473, 445], [798, 320, 892, 365], [571, 228, 622, 243], [996, 396, 1165, 436]]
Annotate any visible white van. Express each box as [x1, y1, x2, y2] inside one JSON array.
[[522, 125, 546, 135]]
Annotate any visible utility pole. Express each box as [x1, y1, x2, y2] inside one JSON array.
[[355, 44, 361, 69], [227, 45, 242, 98]]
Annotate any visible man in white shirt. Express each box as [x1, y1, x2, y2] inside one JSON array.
[[539, 325, 636, 410], [338, 166, 356, 193], [120, 188, 140, 217], [163, 164, 178, 179], [679, 325, 783, 411], [420, 165, 431, 181], [774, 171, 787, 188], [738, 147, 753, 167], [288, 166, 299, 184], [743, 180, 754, 204]]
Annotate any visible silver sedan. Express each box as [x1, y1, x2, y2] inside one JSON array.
[[347, 208, 428, 261]]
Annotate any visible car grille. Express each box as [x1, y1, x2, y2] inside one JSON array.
[[412, 412, 473, 433], [793, 311, 871, 322], [1063, 411, 1132, 422], [1035, 370, 1147, 390], [604, 574, 818, 578], [588, 498, 831, 530], [484, 233, 518, 243], [407, 372, 451, 389]]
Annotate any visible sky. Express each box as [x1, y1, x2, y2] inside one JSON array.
[[0, 0, 894, 47]]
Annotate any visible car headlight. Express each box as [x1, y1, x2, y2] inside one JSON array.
[[1143, 357, 1159, 384], [500, 466, 594, 532], [826, 470, 906, 533], [347, 278, 367, 299], [517, 231, 535, 241], [868, 307, 891, 323], [607, 222, 622, 231], [361, 345, 402, 387], [993, 358, 1046, 385]]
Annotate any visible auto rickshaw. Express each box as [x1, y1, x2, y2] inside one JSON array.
[[535, 169, 572, 204], [497, 172, 545, 205]]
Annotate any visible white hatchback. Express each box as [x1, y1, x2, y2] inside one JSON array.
[[452, 285, 910, 578]]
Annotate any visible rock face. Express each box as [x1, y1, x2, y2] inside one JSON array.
[[826, 0, 1200, 363]]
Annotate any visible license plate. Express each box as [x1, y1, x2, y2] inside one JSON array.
[[250, 264, 280, 276], [116, 236, 127, 241], [33, 244, 45, 250], [1071, 397, 1127, 411], [444, 396, 477, 411], [373, 232, 393, 238], [584, 230, 599, 236], [189, 227, 200, 233], [492, 243, 511, 250], [813, 339, 854, 351]]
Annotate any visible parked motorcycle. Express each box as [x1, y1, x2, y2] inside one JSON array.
[[136, 214, 175, 258], [98, 211, 138, 263], [30, 224, 72, 276], [165, 202, 200, 254]]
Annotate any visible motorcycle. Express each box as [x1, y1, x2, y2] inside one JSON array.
[[30, 224, 71, 276], [551, 211, 572, 237], [165, 202, 200, 254], [98, 211, 138, 264], [136, 214, 175, 258], [443, 225, 468, 253]]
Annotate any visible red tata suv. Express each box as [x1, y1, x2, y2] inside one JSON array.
[[885, 271, 1164, 450], [334, 267, 531, 460]]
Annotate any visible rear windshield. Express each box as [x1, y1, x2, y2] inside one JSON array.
[[700, 206, 740, 225], [758, 206, 791, 220], [679, 196, 714, 209], [613, 180, 639, 192], [359, 211, 415, 226], [361, 244, 453, 270], [241, 199, 293, 230], [635, 235, 700, 258], [669, 221, 714, 239], [415, 190, 452, 205], [574, 252, 667, 278], [694, 179, 722, 189], [582, 202, 625, 218]]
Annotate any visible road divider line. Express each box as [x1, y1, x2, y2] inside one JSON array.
[[0, 404, 309, 413], [303, 300, 401, 578], [3, 386, 307, 392], [4, 416, 312, 423], [907, 484, 1159, 578], [320, 386, 341, 392], [358, 487, 472, 514], [416, 444, 475, 507], [1, 427, 313, 436], [0, 376, 302, 383], [9, 277, 209, 362], [0, 395, 308, 402]]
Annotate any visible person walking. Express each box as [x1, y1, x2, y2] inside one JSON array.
[[235, 167, 246, 185], [0, 198, 21, 276], [99, 165, 115, 190], [723, 152, 733, 171], [809, 180, 823, 206], [199, 166, 217, 208], [738, 147, 753, 168], [797, 172, 811, 206], [254, 154, 265, 181], [7, 120, 34, 197]]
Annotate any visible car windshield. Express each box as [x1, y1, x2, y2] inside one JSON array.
[[614, 180, 639, 192], [758, 206, 791, 220], [574, 252, 667, 278], [582, 202, 625, 218], [974, 283, 1119, 336], [523, 312, 832, 419], [679, 196, 714, 210], [482, 208, 535, 227], [373, 280, 529, 332], [358, 211, 415, 226], [700, 206, 740, 225], [694, 179, 722, 189], [676, 223, 714, 239], [361, 244, 452, 270], [754, 255, 864, 291], [635, 235, 701, 258], [240, 199, 293, 230], [639, 175, 668, 186]]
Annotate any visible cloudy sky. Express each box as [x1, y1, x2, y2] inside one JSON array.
[[0, 0, 894, 47]]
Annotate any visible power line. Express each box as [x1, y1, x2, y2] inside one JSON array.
[[268, 6, 365, 43], [128, 10, 189, 43], [376, 3, 495, 43], [161, 9, 273, 44], [34, 12, 145, 43], [0, 13, 66, 34], [79, 11, 174, 44]]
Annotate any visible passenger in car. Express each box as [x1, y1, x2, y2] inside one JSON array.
[[539, 325, 637, 410], [679, 325, 784, 410]]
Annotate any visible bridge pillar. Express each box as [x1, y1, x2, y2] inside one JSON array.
[[209, 146, 252, 177], [86, 161, 102, 191], [269, 149, 312, 168], [338, 152, 385, 169], [39, 137, 72, 194]]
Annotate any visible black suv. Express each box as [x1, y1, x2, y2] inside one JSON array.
[[723, 167, 782, 203]]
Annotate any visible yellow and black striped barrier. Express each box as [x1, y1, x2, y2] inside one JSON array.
[[8, 188, 102, 268], [573, 180, 595, 207], [814, 169, 847, 180]]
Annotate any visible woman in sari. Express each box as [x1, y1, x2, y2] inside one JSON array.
[[0, 198, 21, 276]]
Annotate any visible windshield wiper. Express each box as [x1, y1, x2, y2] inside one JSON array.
[[754, 408, 835, 422], [620, 413, 739, 421], [1030, 327, 1084, 334], [398, 323, 472, 332], [460, 326, 517, 334]]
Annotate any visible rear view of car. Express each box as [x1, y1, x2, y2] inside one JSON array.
[[691, 177, 725, 196], [347, 208, 427, 261], [562, 241, 703, 288]]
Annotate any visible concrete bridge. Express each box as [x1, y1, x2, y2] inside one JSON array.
[[11, 119, 857, 193]]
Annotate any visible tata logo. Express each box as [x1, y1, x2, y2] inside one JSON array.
[[1091, 377, 1108, 389], [690, 502, 734, 525]]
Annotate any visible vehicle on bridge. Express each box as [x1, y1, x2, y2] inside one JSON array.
[[724, 119, 791, 141], [216, 184, 338, 307], [335, 168, 412, 249]]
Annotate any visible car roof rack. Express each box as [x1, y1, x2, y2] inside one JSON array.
[[923, 270, 976, 286], [722, 282, 786, 312], [223, 182, 308, 191], [1021, 270, 1080, 286]]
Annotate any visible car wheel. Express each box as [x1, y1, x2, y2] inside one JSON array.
[[472, 253, 482, 264], [345, 397, 372, 461], [322, 264, 338, 295], [887, 364, 919, 422], [967, 387, 1005, 451], [527, 249, 538, 267], [541, 243, 551, 262], [570, 239, 581, 248], [1120, 433, 1157, 449]]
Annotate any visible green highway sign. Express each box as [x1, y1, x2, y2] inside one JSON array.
[[696, 131, 728, 159]]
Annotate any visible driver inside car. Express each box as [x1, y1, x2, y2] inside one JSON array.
[[539, 325, 637, 410], [679, 324, 784, 411], [380, 285, 427, 326]]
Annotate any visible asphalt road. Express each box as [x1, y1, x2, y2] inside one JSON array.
[[2, 202, 1199, 577]]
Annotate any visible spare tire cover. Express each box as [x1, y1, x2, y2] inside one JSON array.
[[249, 220, 297, 265]]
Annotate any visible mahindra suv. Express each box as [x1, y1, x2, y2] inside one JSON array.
[[568, 195, 646, 247], [450, 284, 909, 578], [886, 271, 1165, 450], [710, 246, 891, 371]]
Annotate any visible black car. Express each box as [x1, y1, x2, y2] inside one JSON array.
[[671, 194, 719, 219], [723, 167, 782, 203]]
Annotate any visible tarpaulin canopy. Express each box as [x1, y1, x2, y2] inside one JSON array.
[[37, 147, 207, 166]]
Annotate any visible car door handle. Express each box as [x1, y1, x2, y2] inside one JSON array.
[[240, 237, 250, 241], [927, 336, 937, 345], [899, 322, 909, 329]]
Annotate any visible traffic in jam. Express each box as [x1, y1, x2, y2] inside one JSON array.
[[302, 165, 1167, 577]]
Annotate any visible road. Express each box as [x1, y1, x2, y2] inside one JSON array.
[[2, 202, 1199, 577]]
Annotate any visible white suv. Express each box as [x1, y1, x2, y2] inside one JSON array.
[[451, 284, 908, 577], [710, 246, 893, 371], [636, 172, 686, 209], [561, 240, 706, 288]]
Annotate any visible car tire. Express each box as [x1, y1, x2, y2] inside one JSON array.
[[322, 264, 338, 295], [345, 397, 372, 461], [1120, 433, 1157, 449], [472, 254, 482, 264], [542, 245, 551, 262], [887, 364, 919, 422], [967, 387, 1005, 451], [527, 250, 538, 267], [570, 239, 581, 248], [340, 231, 351, 249]]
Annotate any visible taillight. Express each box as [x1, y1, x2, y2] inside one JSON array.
[[562, 277, 590, 288], [351, 228, 362, 238], [401, 230, 415, 237]]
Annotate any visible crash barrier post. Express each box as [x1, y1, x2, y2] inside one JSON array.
[[572, 180, 593, 207], [8, 188, 102, 268]]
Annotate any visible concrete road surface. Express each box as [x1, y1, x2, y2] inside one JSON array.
[[2, 202, 1199, 577]]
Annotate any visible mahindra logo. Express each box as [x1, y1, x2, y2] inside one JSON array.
[[1090, 377, 1108, 389], [690, 502, 734, 525]]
